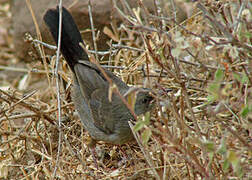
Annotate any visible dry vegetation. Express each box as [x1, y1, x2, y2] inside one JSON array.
[[0, 0, 251, 179]]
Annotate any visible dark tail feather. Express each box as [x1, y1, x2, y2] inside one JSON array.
[[43, 6, 88, 71]]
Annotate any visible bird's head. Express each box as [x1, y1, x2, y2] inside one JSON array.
[[124, 87, 155, 116]]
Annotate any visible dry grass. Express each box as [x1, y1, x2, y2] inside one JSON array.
[[0, 0, 251, 179]]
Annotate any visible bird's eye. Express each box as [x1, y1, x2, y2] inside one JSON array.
[[142, 96, 152, 104], [142, 98, 148, 104]]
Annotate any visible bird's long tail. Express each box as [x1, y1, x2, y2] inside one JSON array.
[[43, 6, 88, 71]]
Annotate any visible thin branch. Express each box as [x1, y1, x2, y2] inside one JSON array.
[[128, 121, 161, 180], [0, 89, 56, 125], [88, 0, 98, 60], [53, 0, 63, 177]]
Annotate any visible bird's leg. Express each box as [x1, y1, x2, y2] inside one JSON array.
[[117, 145, 128, 159], [87, 138, 99, 169], [117, 145, 130, 166]]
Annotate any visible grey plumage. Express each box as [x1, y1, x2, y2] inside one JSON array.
[[44, 6, 154, 145]]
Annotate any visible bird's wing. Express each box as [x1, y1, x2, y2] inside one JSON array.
[[74, 61, 132, 134], [78, 61, 129, 92], [89, 88, 133, 135], [74, 62, 108, 100]]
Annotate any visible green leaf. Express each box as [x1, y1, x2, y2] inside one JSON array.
[[141, 129, 152, 145], [227, 151, 239, 170], [223, 159, 230, 172], [241, 73, 249, 84], [242, 32, 252, 39], [240, 105, 250, 118], [236, 166, 244, 178], [208, 152, 214, 165], [207, 81, 220, 102], [133, 120, 145, 132], [143, 111, 151, 125], [133, 112, 151, 132], [207, 94, 217, 103], [217, 139, 227, 155], [203, 141, 215, 153], [208, 82, 220, 94], [227, 151, 244, 177], [215, 69, 224, 82], [233, 72, 241, 82], [157, 47, 165, 60]]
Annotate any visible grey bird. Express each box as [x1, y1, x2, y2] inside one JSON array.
[[43, 6, 154, 154]]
